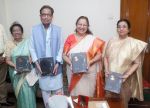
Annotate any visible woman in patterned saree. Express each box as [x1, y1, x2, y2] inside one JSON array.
[[63, 16, 105, 97], [104, 19, 147, 108], [5, 23, 36, 108]]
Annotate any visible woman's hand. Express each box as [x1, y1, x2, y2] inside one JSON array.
[[69, 63, 73, 71], [14, 64, 17, 70], [29, 56, 32, 64], [122, 73, 130, 82], [105, 71, 110, 77], [0, 57, 5, 64], [87, 60, 92, 70], [63, 53, 73, 72], [35, 61, 42, 74]]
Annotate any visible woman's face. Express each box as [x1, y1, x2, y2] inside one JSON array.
[[117, 21, 129, 38], [76, 18, 88, 36], [12, 26, 23, 41]]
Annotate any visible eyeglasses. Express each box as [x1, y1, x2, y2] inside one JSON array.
[[117, 25, 128, 29], [77, 23, 88, 27], [40, 13, 52, 17]]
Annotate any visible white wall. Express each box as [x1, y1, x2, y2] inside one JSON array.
[[0, 0, 7, 30], [3, 0, 120, 41]]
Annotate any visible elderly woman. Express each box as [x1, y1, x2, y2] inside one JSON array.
[[104, 19, 147, 108], [63, 16, 105, 97], [5, 22, 36, 108]]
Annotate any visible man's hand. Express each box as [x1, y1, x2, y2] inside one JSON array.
[[53, 63, 59, 75]]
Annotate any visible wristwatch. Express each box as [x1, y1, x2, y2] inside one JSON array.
[[56, 61, 61, 65]]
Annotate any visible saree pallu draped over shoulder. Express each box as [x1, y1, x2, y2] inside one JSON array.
[[6, 38, 36, 108], [63, 34, 105, 97]]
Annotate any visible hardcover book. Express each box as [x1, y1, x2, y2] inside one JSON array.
[[38, 57, 54, 76], [16, 56, 31, 73], [105, 72, 123, 94], [71, 52, 87, 73]]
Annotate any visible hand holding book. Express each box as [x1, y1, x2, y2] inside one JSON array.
[[35, 61, 42, 74], [53, 63, 59, 75], [16, 56, 31, 73], [122, 73, 130, 82], [38, 57, 55, 76], [105, 72, 123, 94]]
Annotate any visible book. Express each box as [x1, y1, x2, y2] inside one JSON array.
[[26, 68, 40, 86], [16, 56, 31, 73], [38, 57, 54, 76], [105, 72, 123, 94], [88, 101, 110, 108], [78, 95, 89, 108], [71, 52, 87, 73]]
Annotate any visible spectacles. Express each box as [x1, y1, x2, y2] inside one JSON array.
[[77, 23, 88, 27], [40, 13, 52, 17], [117, 25, 128, 29]]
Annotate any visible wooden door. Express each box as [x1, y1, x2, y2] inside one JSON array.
[[121, 0, 150, 83]]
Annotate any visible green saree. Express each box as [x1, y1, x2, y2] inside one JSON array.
[[8, 38, 36, 108]]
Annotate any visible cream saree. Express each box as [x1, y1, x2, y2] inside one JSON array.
[[104, 36, 147, 107], [63, 34, 105, 97]]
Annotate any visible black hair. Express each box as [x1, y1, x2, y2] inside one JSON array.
[[40, 5, 54, 15], [117, 19, 131, 29], [10, 22, 23, 34], [75, 16, 93, 35]]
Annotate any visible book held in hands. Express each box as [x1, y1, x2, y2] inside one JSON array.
[[16, 56, 31, 73], [105, 72, 123, 94], [71, 52, 87, 73], [38, 57, 54, 76]]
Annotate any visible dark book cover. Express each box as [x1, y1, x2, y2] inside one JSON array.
[[38, 57, 54, 76], [71, 52, 87, 73], [78, 95, 89, 108], [105, 72, 123, 94], [16, 56, 31, 73]]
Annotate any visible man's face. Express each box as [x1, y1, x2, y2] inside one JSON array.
[[40, 8, 53, 26]]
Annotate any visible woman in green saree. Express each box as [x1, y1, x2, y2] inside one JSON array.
[[5, 22, 36, 108]]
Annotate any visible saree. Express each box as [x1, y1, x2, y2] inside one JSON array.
[[63, 34, 105, 97], [5, 38, 36, 108], [104, 37, 147, 107]]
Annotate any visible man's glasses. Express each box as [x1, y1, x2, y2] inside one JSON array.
[[40, 13, 52, 17]]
